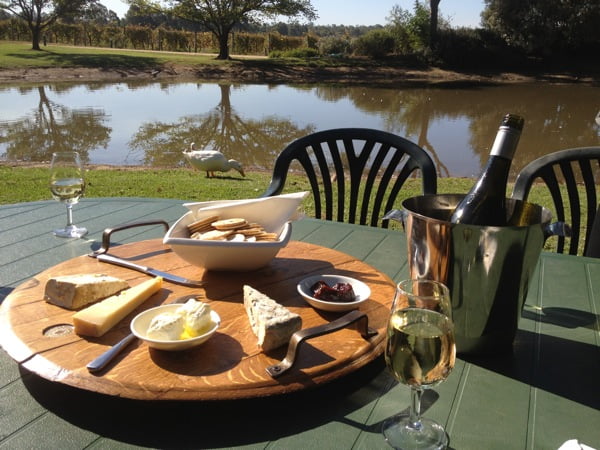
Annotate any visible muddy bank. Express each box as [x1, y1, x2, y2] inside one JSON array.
[[1, 60, 597, 87]]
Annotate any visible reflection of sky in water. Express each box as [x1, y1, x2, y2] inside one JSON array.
[[429, 117, 475, 178], [1, 82, 597, 177]]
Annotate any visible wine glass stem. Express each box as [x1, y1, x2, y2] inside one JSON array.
[[409, 387, 424, 430], [65, 204, 74, 227]]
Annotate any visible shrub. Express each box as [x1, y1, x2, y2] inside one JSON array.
[[351, 29, 395, 59], [318, 35, 351, 56]]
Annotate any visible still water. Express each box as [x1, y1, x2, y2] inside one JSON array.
[[1, 80, 598, 178]]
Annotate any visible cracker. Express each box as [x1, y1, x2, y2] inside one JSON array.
[[256, 232, 279, 241], [187, 215, 220, 234], [199, 229, 233, 240], [212, 218, 248, 230], [238, 227, 264, 236]]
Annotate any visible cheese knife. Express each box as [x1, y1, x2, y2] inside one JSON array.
[[93, 253, 204, 287]]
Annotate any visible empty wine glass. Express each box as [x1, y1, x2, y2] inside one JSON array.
[[382, 279, 456, 450], [49, 151, 87, 238]]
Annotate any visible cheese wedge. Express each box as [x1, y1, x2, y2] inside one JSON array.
[[243, 285, 302, 351], [45, 274, 129, 310], [73, 276, 163, 337]]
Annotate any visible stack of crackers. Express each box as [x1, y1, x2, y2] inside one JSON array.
[[186, 216, 280, 242]]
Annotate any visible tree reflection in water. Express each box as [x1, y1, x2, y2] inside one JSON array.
[[311, 83, 600, 179], [128, 84, 315, 169], [0, 86, 111, 163], [1, 81, 598, 178]]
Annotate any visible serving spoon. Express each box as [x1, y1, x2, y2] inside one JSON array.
[[86, 294, 201, 374]]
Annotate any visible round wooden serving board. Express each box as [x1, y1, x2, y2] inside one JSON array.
[[0, 239, 396, 400]]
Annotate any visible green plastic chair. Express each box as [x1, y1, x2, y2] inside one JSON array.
[[511, 146, 600, 257], [261, 128, 437, 228]]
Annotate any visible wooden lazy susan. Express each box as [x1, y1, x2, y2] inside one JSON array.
[[0, 238, 396, 400]]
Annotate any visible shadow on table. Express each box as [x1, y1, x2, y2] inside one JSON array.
[[0, 286, 15, 304], [461, 328, 600, 411], [21, 357, 388, 447], [522, 306, 598, 329]]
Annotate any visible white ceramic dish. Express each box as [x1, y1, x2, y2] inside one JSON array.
[[297, 274, 371, 312], [163, 211, 292, 271], [131, 304, 220, 351]]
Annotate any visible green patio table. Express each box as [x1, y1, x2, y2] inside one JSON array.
[[1, 198, 598, 449]]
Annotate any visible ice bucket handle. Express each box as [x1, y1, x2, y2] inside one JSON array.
[[544, 221, 571, 240], [383, 209, 406, 224]]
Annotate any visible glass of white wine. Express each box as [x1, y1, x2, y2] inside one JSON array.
[[49, 151, 88, 238], [382, 279, 456, 450]]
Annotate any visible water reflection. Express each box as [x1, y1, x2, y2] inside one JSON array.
[[0, 80, 598, 178], [127, 84, 315, 167], [0, 85, 111, 163]]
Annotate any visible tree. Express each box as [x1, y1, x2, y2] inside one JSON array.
[[0, 0, 92, 49], [482, 0, 600, 55], [387, 2, 432, 54], [131, 0, 317, 59], [75, 2, 120, 25]]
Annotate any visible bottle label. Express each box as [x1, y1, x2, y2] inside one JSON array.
[[490, 127, 520, 159]]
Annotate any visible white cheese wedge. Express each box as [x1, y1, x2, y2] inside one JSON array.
[[73, 276, 163, 337], [243, 285, 302, 352], [45, 274, 129, 310]]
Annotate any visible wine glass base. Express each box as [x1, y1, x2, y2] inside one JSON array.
[[382, 413, 448, 450], [53, 225, 88, 239]]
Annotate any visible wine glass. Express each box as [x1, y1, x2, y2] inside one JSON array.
[[382, 279, 456, 450], [49, 151, 88, 238]]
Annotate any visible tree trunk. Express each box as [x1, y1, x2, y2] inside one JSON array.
[[31, 25, 41, 50], [430, 0, 441, 50], [216, 32, 230, 59]]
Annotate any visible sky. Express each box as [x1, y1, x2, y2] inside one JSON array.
[[99, 0, 485, 28]]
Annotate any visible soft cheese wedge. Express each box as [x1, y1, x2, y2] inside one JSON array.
[[73, 276, 163, 337], [243, 285, 302, 351], [45, 274, 129, 310]]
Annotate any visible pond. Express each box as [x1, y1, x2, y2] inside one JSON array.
[[1, 79, 598, 178]]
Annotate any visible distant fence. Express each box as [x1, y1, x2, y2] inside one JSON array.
[[0, 19, 316, 55]]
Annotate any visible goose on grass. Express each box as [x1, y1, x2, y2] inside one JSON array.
[[183, 143, 245, 178]]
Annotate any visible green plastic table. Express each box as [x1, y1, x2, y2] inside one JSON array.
[[1, 198, 598, 449]]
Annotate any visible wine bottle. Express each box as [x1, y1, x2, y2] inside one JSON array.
[[450, 113, 524, 226]]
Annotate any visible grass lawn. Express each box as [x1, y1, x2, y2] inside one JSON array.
[[0, 41, 387, 72], [0, 41, 228, 69]]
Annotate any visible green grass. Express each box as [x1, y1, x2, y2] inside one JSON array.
[[0, 41, 374, 71], [0, 41, 232, 70]]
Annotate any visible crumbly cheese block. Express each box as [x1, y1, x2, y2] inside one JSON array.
[[72, 277, 163, 337], [243, 285, 302, 351], [45, 274, 129, 310]]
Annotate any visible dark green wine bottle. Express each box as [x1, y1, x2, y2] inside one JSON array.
[[450, 114, 524, 226]]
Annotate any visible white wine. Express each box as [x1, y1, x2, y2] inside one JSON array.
[[450, 113, 524, 226], [385, 308, 455, 387], [50, 177, 85, 204]]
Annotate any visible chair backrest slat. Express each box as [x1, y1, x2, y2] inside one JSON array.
[[262, 128, 437, 228], [579, 159, 598, 250]]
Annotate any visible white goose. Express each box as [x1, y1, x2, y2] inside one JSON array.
[[183, 143, 245, 178]]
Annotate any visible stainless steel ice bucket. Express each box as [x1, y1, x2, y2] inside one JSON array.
[[386, 194, 569, 355]]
